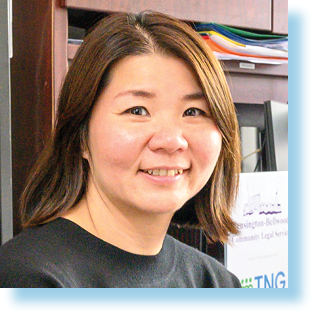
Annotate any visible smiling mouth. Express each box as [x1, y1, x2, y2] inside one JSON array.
[[142, 169, 184, 176]]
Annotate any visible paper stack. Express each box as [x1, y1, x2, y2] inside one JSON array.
[[194, 23, 288, 64]]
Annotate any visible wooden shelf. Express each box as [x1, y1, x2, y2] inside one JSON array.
[[222, 60, 287, 77], [223, 60, 287, 104]]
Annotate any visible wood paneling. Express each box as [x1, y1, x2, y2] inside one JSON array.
[[11, 0, 53, 234]]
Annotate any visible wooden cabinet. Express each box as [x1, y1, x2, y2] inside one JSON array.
[[64, 0, 288, 105], [54, 0, 289, 109], [62, 0, 272, 31], [61, 0, 288, 34], [11, 0, 288, 233]]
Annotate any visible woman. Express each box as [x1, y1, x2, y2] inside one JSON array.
[[0, 11, 241, 288]]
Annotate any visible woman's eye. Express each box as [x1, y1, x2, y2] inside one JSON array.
[[126, 107, 150, 116], [183, 108, 206, 117]]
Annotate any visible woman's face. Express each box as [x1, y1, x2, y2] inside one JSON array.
[[84, 54, 222, 217]]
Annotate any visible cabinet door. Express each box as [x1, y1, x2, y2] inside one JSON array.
[[273, 0, 288, 34], [61, 0, 272, 31]]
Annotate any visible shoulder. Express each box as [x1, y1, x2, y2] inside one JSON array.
[[0, 218, 73, 257], [0, 231, 49, 287], [0, 218, 81, 287], [165, 235, 241, 288]]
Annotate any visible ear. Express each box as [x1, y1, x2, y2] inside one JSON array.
[[80, 128, 90, 161], [82, 147, 89, 160]]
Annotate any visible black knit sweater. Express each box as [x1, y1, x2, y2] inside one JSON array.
[[0, 218, 241, 288]]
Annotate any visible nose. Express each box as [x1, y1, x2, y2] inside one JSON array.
[[148, 120, 188, 154]]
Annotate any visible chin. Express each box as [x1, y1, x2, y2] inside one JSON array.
[[140, 200, 186, 216]]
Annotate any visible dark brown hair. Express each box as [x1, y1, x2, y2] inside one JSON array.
[[20, 11, 241, 243]]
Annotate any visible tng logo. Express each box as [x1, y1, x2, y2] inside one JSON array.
[[242, 271, 286, 288]]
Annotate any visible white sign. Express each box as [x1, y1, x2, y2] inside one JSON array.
[[225, 171, 288, 288]]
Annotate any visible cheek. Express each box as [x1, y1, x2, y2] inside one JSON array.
[[196, 128, 222, 167], [88, 124, 142, 167]]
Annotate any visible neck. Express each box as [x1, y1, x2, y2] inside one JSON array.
[[62, 182, 173, 256]]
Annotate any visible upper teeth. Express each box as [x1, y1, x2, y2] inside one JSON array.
[[144, 169, 183, 176]]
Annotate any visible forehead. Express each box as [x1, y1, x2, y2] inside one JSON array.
[[103, 54, 204, 96]]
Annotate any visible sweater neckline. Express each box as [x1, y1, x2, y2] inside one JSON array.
[[53, 217, 171, 260]]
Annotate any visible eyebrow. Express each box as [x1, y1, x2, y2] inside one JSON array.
[[114, 90, 156, 99], [182, 91, 206, 101], [114, 90, 206, 101]]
